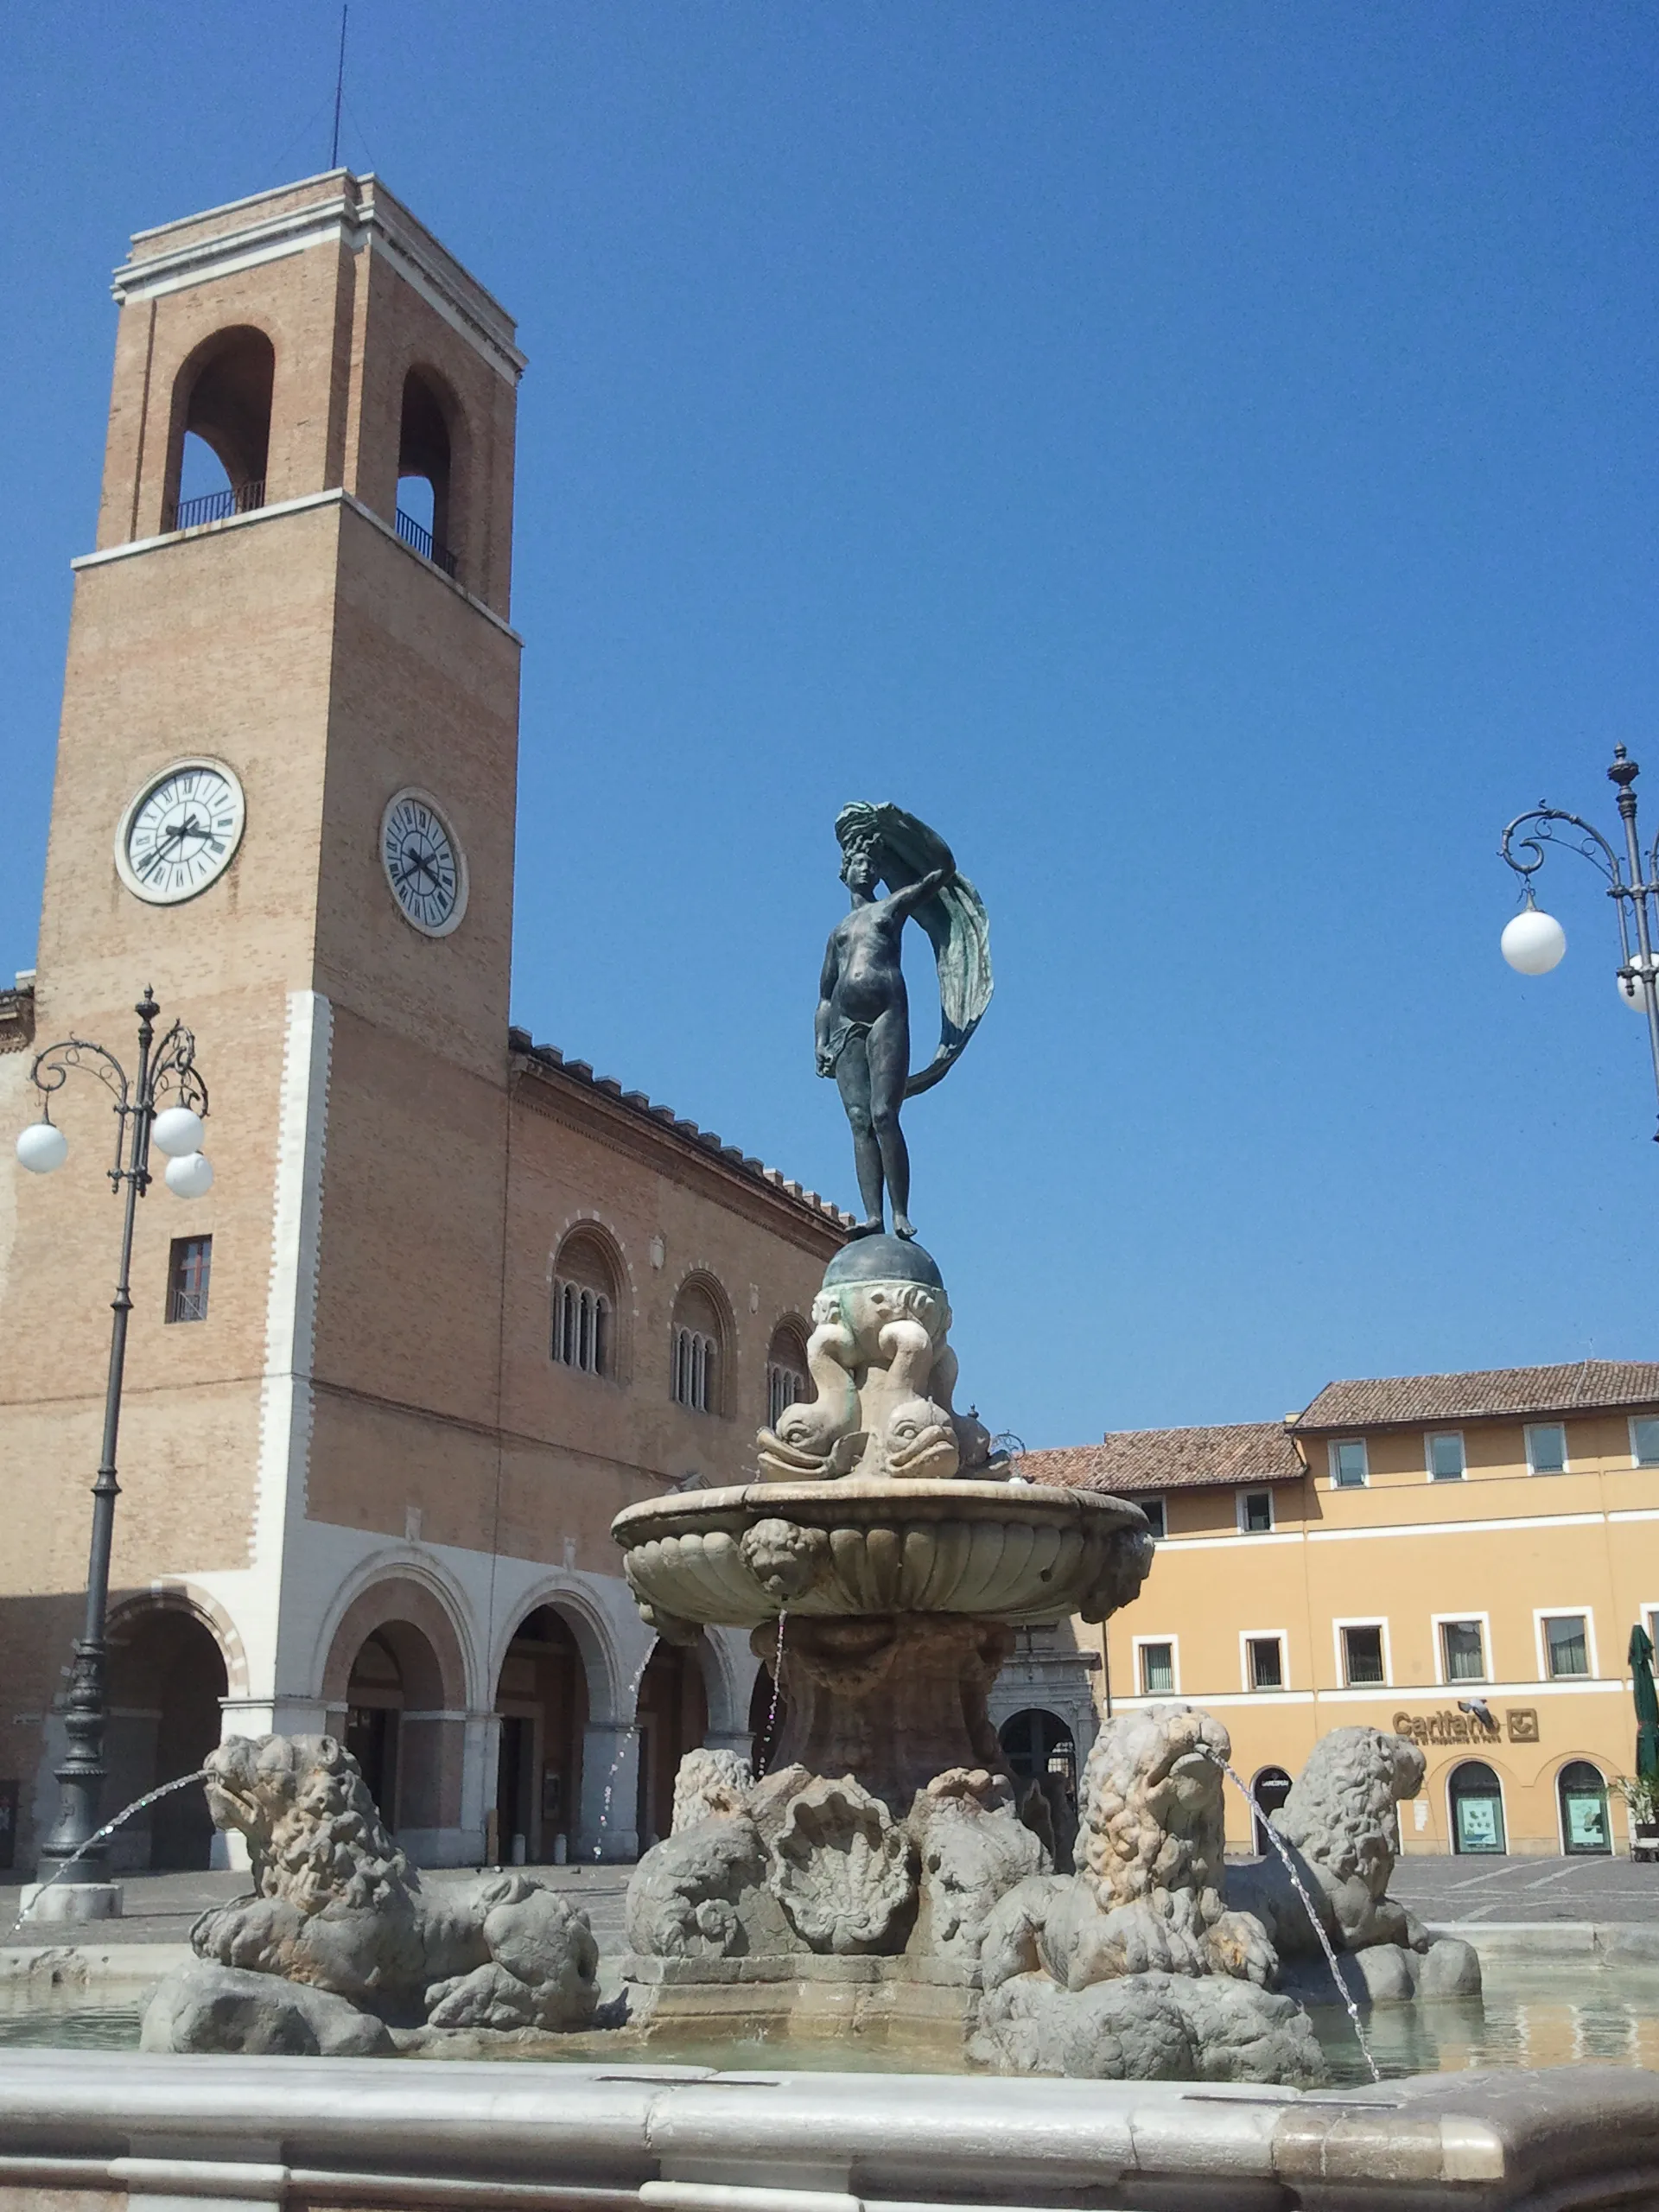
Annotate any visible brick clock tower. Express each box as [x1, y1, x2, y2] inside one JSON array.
[[0, 175, 527, 1866]]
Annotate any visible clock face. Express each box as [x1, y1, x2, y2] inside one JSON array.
[[380, 788, 467, 937], [116, 760, 245, 906]]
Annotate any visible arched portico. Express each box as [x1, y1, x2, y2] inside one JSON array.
[[99, 1593, 234, 1871], [319, 1571, 474, 1866]]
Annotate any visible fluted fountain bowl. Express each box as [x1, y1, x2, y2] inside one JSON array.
[[611, 1478, 1154, 1637]]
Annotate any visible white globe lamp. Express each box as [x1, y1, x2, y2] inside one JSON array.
[[164, 1151, 214, 1200], [151, 1104, 206, 1158], [16, 1120, 67, 1174], [1501, 906, 1567, 976]]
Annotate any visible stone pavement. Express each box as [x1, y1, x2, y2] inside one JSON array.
[[1, 1863, 633, 1955], [1389, 1853, 1659, 1926]]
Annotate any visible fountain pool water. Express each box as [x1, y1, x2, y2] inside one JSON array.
[[6, 1957, 1659, 2082]]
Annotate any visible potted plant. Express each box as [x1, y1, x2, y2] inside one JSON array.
[[1612, 1773, 1659, 1860]]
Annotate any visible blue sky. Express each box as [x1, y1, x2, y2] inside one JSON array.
[[3, 5, 1656, 1445]]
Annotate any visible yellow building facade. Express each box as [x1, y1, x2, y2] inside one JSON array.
[[1027, 1360, 1659, 1858]]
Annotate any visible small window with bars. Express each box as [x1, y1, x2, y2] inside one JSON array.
[[166, 1236, 212, 1324], [1246, 1635, 1285, 1691]]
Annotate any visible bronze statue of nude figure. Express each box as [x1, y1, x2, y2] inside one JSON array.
[[816, 804, 993, 1240]]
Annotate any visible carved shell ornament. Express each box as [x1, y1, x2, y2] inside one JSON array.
[[766, 1777, 917, 1953]]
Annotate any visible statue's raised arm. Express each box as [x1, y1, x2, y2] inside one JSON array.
[[817, 803, 992, 1239]]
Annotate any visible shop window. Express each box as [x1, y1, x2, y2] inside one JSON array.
[[1527, 1422, 1568, 1476], [1428, 1432, 1465, 1481], [1448, 1760, 1506, 1854], [1631, 1417, 1659, 1467], [1543, 1613, 1591, 1679], [1238, 1490, 1274, 1533], [1138, 1641, 1176, 1696], [1558, 1760, 1611, 1854], [1342, 1624, 1387, 1687], [165, 1236, 212, 1324], [1330, 1439, 1368, 1489], [1440, 1619, 1487, 1683], [1246, 1636, 1284, 1692]]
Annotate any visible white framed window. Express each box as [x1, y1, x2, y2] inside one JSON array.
[[1526, 1421, 1568, 1476], [1427, 1431, 1465, 1482], [1631, 1417, 1659, 1468], [1241, 1631, 1287, 1692], [1433, 1613, 1491, 1685], [1134, 1637, 1179, 1696], [1536, 1608, 1597, 1681], [1335, 1618, 1389, 1688], [1329, 1438, 1369, 1489], [1237, 1488, 1274, 1534], [1139, 1496, 1166, 1540]]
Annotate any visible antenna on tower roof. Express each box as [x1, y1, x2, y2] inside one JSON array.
[[329, 4, 348, 170]]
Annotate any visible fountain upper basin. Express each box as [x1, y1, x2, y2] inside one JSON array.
[[612, 1478, 1153, 1634]]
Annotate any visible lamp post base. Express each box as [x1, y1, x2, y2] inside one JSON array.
[[18, 1881, 124, 1925]]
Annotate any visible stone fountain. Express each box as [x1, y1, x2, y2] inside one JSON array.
[[607, 802, 1319, 2078]]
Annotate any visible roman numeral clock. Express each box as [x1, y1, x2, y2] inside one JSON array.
[[115, 760, 246, 904], [380, 787, 468, 937]]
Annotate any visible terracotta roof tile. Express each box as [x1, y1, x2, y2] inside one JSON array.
[[1294, 1360, 1659, 1432], [1020, 1421, 1302, 1497]]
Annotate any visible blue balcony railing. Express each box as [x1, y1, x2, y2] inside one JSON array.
[[396, 506, 459, 579]]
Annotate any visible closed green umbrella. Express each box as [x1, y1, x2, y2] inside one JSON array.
[[1630, 1624, 1659, 1780]]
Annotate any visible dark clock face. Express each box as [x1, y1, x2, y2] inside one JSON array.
[[118, 760, 245, 905], [381, 789, 467, 936]]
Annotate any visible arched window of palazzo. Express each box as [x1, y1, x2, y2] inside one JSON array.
[[766, 1319, 810, 1429], [551, 1227, 622, 1379], [671, 1276, 728, 1416]]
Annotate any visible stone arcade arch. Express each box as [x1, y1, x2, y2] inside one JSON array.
[[320, 1576, 473, 1866], [103, 1596, 232, 1871], [165, 326, 275, 527]]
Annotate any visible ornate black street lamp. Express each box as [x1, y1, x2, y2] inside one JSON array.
[[13, 987, 213, 1904], [1499, 746, 1659, 1141]]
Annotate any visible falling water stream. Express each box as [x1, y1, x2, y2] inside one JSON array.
[[755, 1609, 788, 1779], [5, 1768, 211, 1943], [592, 1651, 655, 1861], [1205, 1751, 1382, 2085]]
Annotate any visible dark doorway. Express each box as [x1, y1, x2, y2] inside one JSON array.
[[999, 1707, 1077, 1788], [344, 1632, 403, 1820], [1249, 1765, 1294, 1854], [635, 1640, 709, 1850], [105, 1606, 228, 1871], [493, 1606, 589, 1864]]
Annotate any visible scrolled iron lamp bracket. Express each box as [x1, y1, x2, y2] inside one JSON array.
[[1497, 746, 1659, 1141]]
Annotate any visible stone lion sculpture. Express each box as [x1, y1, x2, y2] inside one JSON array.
[[970, 1705, 1324, 2084], [1227, 1725, 1481, 2005], [143, 1734, 599, 2053]]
